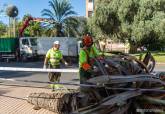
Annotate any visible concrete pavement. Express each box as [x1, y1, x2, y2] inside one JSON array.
[[0, 85, 56, 114]]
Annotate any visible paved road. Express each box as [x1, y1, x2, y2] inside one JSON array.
[[0, 61, 164, 87], [0, 61, 79, 88]]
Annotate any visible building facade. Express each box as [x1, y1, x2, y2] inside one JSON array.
[[86, 0, 94, 17]]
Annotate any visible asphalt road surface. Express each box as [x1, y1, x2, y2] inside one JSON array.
[[0, 61, 164, 88], [0, 61, 79, 88]]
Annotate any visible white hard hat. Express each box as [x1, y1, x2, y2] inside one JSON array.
[[53, 41, 60, 45]]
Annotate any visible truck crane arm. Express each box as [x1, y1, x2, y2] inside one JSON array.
[[19, 16, 56, 37]]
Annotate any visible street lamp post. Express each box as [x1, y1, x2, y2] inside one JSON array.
[[6, 5, 19, 38]]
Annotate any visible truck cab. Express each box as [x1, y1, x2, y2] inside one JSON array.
[[19, 37, 38, 60]]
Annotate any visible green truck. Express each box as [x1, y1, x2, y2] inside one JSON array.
[[0, 38, 19, 52], [0, 38, 19, 61], [0, 37, 37, 62]]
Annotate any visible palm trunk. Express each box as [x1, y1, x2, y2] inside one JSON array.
[[27, 91, 78, 113]]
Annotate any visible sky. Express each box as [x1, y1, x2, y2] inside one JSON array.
[[0, 0, 86, 24]]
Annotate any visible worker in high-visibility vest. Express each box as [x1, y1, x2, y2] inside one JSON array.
[[43, 41, 68, 91], [79, 35, 102, 84]]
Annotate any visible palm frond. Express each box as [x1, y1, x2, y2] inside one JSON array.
[[41, 0, 77, 37], [63, 17, 80, 37], [41, 9, 55, 20], [63, 10, 77, 18], [51, 0, 62, 21], [60, 1, 77, 18], [62, 16, 78, 24]]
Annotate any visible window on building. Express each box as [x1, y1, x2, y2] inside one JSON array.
[[89, 0, 93, 2], [88, 11, 93, 17]]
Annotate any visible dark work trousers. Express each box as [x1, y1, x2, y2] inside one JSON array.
[[48, 64, 61, 83]]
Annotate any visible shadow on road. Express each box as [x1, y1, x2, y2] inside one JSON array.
[[0, 71, 40, 78]]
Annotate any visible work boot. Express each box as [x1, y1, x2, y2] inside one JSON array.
[[49, 84, 55, 91]]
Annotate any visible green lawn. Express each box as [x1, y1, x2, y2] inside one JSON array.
[[132, 51, 165, 63]]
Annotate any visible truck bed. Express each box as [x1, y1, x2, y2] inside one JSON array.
[[0, 38, 19, 53], [37, 37, 78, 56]]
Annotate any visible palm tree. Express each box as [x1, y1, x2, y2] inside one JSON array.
[[41, 0, 78, 37]]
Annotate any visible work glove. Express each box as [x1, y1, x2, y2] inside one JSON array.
[[64, 62, 69, 66], [93, 66, 99, 72], [82, 63, 91, 71], [43, 64, 47, 69]]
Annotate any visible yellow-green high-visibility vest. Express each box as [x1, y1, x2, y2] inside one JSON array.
[[46, 48, 63, 66]]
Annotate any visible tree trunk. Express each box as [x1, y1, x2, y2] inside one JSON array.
[[95, 40, 102, 51], [27, 91, 78, 114]]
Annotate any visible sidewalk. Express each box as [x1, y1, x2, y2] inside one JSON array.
[[156, 63, 165, 65], [0, 85, 55, 114]]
